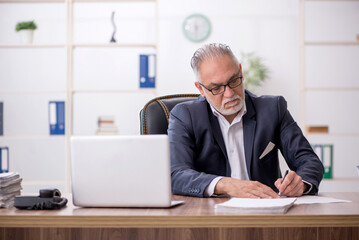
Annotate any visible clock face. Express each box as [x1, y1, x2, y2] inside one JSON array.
[[183, 14, 211, 42]]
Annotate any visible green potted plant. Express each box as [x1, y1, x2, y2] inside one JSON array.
[[15, 20, 37, 44], [239, 51, 269, 93]]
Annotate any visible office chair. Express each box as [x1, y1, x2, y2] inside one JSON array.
[[140, 94, 200, 134]]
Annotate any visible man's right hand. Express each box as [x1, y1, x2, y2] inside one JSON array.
[[214, 177, 279, 198]]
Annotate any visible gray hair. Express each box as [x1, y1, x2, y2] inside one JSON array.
[[190, 43, 239, 82]]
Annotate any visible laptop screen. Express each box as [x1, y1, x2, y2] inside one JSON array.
[[70, 135, 172, 207]]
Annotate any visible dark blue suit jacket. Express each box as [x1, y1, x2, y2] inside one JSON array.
[[168, 90, 324, 197]]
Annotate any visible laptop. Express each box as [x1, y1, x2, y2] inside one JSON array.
[[70, 135, 183, 208]]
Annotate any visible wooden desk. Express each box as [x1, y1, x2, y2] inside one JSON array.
[[1, 192, 358, 240]]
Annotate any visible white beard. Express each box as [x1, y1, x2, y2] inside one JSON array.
[[205, 93, 244, 116]]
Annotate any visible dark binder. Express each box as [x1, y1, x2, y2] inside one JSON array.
[[0, 102, 3, 136], [0, 147, 9, 173]]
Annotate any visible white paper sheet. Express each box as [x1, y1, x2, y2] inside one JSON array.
[[215, 196, 351, 214], [293, 195, 351, 205]]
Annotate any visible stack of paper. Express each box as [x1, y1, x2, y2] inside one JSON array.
[[0, 172, 22, 208], [215, 198, 297, 214]]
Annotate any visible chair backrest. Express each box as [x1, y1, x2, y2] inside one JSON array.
[[140, 94, 200, 134]]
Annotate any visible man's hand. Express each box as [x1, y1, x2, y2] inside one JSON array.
[[274, 171, 306, 197], [214, 177, 279, 198]]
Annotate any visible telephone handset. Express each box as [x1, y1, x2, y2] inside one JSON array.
[[14, 188, 68, 210]]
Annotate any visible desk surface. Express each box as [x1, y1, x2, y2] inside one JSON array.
[[1, 192, 359, 228]]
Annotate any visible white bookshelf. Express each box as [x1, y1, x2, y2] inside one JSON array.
[[299, 0, 359, 189], [0, 0, 158, 193]]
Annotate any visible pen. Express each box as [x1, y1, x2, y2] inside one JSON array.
[[278, 170, 289, 196]]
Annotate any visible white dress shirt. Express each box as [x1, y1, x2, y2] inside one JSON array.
[[203, 101, 313, 196], [205, 102, 249, 196]]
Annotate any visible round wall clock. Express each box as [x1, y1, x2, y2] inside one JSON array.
[[182, 14, 211, 42]]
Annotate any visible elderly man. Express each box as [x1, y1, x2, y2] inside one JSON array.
[[168, 43, 323, 198]]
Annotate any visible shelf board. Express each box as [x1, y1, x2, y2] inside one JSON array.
[[305, 41, 359, 46], [306, 132, 359, 137], [0, 0, 155, 2], [0, 88, 156, 94], [73, 0, 155, 2], [0, 44, 66, 48], [73, 43, 157, 48], [0, 0, 64, 2], [22, 180, 66, 184], [0, 135, 66, 140], [0, 43, 156, 48], [0, 90, 66, 94], [305, 0, 359, 2], [322, 178, 359, 182], [304, 87, 359, 91], [72, 88, 156, 94]]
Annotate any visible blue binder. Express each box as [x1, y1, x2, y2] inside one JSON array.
[[139, 54, 149, 88], [139, 54, 156, 88], [49, 101, 65, 135], [0, 147, 9, 173]]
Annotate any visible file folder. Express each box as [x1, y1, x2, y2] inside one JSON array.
[[139, 54, 156, 88], [148, 54, 156, 88], [49, 101, 65, 135], [312, 144, 333, 179], [139, 54, 149, 88], [322, 144, 333, 179], [0, 147, 9, 173], [0, 102, 3, 136]]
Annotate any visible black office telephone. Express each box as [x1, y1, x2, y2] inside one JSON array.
[[14, 188, 68, 210]]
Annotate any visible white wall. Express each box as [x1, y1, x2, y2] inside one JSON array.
[[157, 0, 300, 120]]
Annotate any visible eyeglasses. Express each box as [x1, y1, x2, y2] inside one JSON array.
[[198, 75, 243, 95]]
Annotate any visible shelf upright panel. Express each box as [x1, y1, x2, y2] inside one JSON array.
[[65, 0, 74, 192], [298, 0, 306, 133]]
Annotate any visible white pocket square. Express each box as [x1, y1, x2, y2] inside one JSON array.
[[259, 142, 275, 159]]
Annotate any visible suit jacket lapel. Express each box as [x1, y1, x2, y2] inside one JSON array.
[[243, 92, 256, 180]]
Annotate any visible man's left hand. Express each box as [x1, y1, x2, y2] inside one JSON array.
[[274, 171, 306, 197]]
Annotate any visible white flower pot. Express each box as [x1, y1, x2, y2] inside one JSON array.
[[19, 30, 34, 44]]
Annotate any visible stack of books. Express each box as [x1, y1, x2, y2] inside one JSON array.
[[96, 116, 118, 135], [0, 172, 22, 208]]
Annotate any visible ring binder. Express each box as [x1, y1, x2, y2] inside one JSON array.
[[139, 54, 156, 88], [48, 101, 65, 135], [0, 102, 3, 136], [312, 144, 333, 179], [0, 147, 9, 173]]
